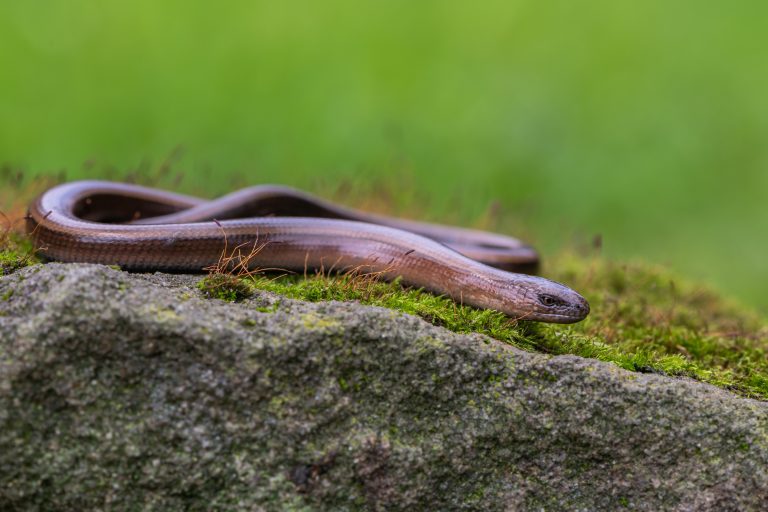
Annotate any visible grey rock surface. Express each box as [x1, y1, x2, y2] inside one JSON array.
[[0, 263, 767, 511]]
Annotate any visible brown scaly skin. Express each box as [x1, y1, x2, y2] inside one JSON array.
[[27, 181, 589, 323]]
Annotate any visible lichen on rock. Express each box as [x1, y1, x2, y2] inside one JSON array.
[[1, 263, 767, 510]]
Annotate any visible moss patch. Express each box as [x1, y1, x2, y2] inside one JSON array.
[[542, 253, 768, 399], [231, 255, 767, 400], [0, 233, 38, 276], [3, 187, 766, 399], [245, 272, 533, 349], [197, 273, 254, 302]]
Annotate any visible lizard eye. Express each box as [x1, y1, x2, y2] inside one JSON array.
[[538, 294, 558, 307]]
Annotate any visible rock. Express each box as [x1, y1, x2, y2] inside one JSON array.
[[0, 263, 767, 511]]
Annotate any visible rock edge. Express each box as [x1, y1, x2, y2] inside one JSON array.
[[1, 263, 767, 511]]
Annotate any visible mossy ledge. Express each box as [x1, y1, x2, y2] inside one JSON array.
[[1, 262, 767, 510], [198, 252, 768, 401], [0, 233, 37, 276]]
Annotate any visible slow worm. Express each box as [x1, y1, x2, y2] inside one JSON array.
[[27, 181, 590, 323]]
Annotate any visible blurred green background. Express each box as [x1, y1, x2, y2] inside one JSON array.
[[1, 1, 767, 311]]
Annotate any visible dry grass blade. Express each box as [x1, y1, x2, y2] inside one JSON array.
[[331, 262, 399, 302], [199, 222, 291, 301]]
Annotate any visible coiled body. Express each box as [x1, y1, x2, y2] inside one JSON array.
[[27, 181, 589, 323]]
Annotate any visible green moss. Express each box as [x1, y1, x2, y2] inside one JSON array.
[[248, 273, 535, 350], [255, 303, 279, 313], [197, 273, 254, 302], [237, 255, 767, 400], [4, 219, 767, 400], [540, 253, 768, 400], [0, 233, 38, 275]]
